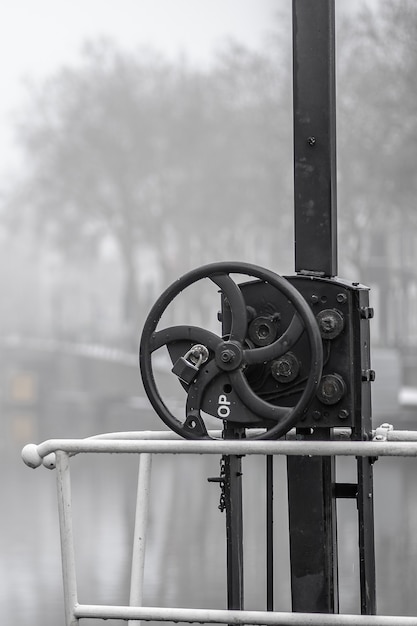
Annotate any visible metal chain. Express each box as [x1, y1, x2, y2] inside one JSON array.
[[207, 455, 227, 512], [218, 455, 227, 513]]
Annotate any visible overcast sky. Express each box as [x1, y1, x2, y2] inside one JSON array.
[[0, 0, 282, 173], [0, 0, 373, 177]]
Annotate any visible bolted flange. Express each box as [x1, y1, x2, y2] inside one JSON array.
[[215, 341, 244, 371]]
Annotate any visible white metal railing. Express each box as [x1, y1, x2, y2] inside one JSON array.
[[21, 426, 417, 626]]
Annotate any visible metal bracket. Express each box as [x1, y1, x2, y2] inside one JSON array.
[[373, 423, 394, 442]]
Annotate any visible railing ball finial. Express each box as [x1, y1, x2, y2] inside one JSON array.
[[21, 443, 43, 468]]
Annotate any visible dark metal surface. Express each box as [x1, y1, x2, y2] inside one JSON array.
[[290, 0, 376, 614], [357, 456, 377, 614], [287, 429, 339, 613], [224, 454, 244, 611], [350, 286, 376, 614], [222, 429, 244, 611], [293, 0, 337, 277], [266, 455, 274, 611], [232, 276, 370, 430]]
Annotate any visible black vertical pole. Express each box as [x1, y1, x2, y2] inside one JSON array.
[[293, 0, 337, 278], [223, 424, 244, 612], [290, 0, 376, 615], [287, 430, 339, 613], [354, 288, 377, 614], [357, 456, 376, 614], [224, 453, 244, 611], [289, 0, 339, 613], [266, 455, 274, 611]]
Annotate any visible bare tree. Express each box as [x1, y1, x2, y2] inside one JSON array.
[[338, 0, 417, 277], [4, 37, 292, 345]]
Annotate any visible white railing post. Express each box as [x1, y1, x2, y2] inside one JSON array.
[[128, 452, 153, 626], [56, 450, 79, 626]]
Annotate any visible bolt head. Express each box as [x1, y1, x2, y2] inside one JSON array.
[[271, 352, 300, 383], [316, 309, 345, 340], [317, 373, 346, 405], [215, 341, 243, 371], [220, 350, 234, 363]]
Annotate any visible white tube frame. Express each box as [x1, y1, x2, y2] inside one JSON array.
[[23, 430, 417, 625], [23, 437, 417, 460], [128, 453, 152, 626]]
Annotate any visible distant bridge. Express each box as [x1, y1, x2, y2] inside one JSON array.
[[0, 335, 172, 445]]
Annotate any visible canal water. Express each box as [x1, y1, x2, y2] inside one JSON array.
[[3, 417, 417, 625]]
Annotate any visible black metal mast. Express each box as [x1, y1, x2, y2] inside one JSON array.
[[293, 0, 337, 278], [289, 0, 339, 613], [289, 0, 376, 615]]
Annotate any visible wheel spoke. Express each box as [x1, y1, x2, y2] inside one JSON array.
[[244, 313, 304, 365], [183, 414, 209, 438], [229, 370, 291, 422], [150, 325, 222, 353], [210, 273, 247, 343], [186, 360, 221, 415]]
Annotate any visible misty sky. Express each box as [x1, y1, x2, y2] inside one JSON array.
[[0, 0, 375, 177], [0, 0, 280, 174]]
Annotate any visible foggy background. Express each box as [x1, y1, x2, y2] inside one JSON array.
[[2, 0, 417, 624]]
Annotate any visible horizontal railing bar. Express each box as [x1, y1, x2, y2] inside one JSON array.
[[89, 428, 353, 441], [73, 603, 417, 625], [89, 429, 249, 440], [22, 438, 417, 468], [387, 430, 417, 442], [91, 427, 417, 442]]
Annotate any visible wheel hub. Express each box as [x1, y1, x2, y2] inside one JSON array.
[[215, 341, 244, 371]]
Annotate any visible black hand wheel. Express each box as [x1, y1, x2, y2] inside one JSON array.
[[139, 262, 323, 440]]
